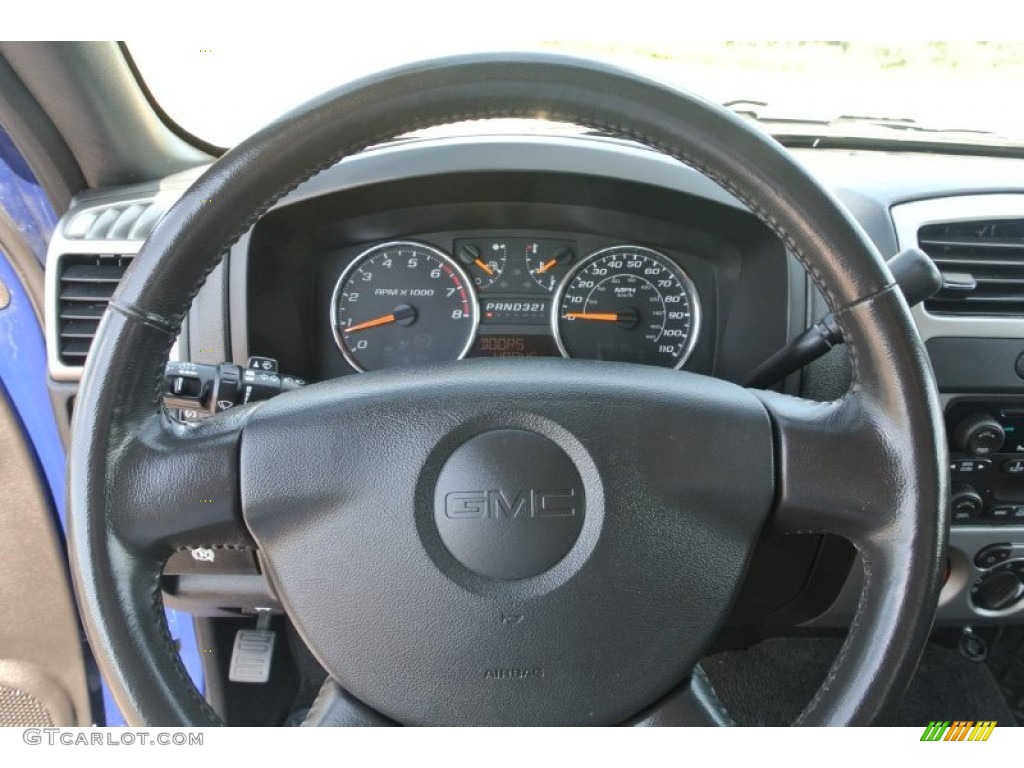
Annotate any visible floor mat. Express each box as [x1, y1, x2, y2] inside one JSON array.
[[702, 637, 1017, 727], [986, 626, 1024, 725]]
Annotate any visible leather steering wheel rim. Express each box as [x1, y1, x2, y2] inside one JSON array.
[[68, 52, 947, 726]]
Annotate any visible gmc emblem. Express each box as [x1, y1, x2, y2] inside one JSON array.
[[444, 488, 579, 520]]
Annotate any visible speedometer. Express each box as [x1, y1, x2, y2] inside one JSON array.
[[553, 245, 700, 369], [331, 241, 479, 372]]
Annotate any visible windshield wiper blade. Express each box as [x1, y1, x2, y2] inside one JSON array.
[[830, 114, 994, 136], [723, 100, 996, 137]]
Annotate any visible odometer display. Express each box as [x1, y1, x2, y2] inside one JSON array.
[[331, 241, 479, 372], [553, 245, 700, 369]]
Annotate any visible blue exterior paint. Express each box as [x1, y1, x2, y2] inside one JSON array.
[[0, 127, 56, 263], [0, 129, 205, 724], [167, 608, 205, 696]]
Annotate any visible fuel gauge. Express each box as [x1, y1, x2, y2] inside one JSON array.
[[456, 241, 506, 290], [526, 242, 575, 291]]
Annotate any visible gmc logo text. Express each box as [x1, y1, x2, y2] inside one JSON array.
[[444, 488, 579, 519]]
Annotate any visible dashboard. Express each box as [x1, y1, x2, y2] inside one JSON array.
[[44, 130, 1024, 629]]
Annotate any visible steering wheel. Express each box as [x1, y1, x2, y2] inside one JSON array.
[[68, 53, 947, 727]]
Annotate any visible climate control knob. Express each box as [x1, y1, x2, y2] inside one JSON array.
[[952, 414, 1005, 458], [973, 569, 1023, 612]]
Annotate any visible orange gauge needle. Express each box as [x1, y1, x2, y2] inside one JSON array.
[[565, 312, 620, 322], [473, 258, 495, 276], [535, 259, 557, 275], [343, 313, 396, 333]]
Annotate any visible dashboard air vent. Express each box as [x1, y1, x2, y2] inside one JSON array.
[[919, 218, 1024, 316], [56, 254, 132, 365], [64, 200, 166, 241]]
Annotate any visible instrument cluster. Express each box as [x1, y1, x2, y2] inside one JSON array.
[[330, 235, 701, 373]]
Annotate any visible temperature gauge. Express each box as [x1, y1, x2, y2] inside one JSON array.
[[526, 242, 575, 291]]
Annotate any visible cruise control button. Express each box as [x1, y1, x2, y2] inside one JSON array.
[[987, 506, 1014, 522], [975, 543, 1013, 569], [1003, 459, 1024, 474]]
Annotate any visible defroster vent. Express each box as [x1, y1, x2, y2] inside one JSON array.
[[919, 219, 1024, 317], [56, 254, 132, 365]]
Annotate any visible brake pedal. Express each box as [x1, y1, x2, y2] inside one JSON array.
[[228, 611, 276, 684]]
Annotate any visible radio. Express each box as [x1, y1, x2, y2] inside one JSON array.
[[947, 398, 1024, 525]]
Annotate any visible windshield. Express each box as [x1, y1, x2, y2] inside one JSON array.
[[128, 41, 1024, 149]]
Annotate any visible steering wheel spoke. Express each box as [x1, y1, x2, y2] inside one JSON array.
[[630, 667, 734, 727], [107, 409, 254, 558], [756, 391, 902, 542], [301, 679, 397, 727], [302, 669, 736, 727]]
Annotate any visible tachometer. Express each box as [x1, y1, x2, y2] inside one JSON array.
[[331, 241, 479, 372], [553, 245, 700, 369]]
